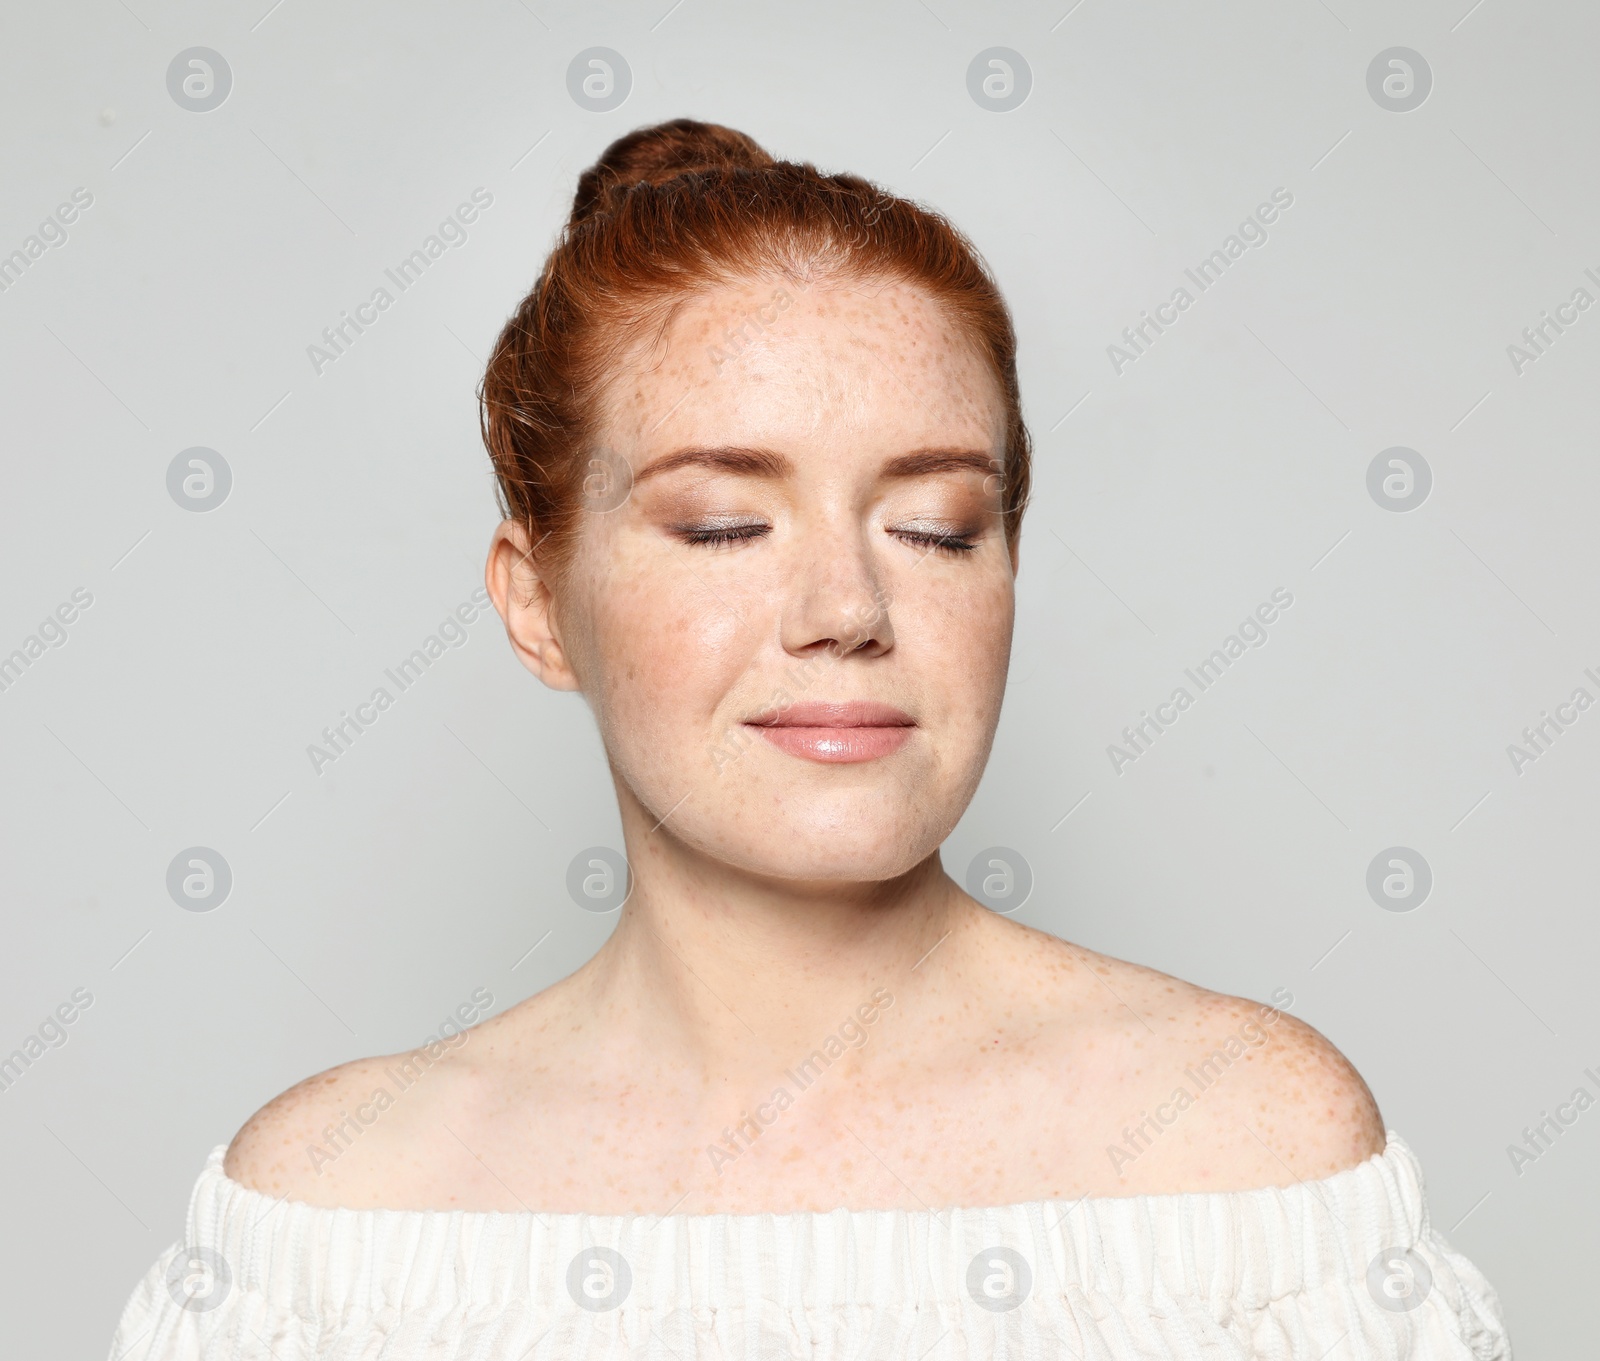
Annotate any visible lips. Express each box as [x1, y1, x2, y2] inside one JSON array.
[[743, 701, 915, 764]]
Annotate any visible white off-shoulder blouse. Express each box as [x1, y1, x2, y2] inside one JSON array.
[[107, 1130, 1511, 1359]]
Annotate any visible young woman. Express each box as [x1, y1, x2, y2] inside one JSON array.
[[108, 119, 1511, 1360]]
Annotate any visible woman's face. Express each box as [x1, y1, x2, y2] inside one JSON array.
[[511, 276, 1017, 884]]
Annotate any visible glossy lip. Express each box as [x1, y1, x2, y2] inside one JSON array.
[[742, 701, 915, 764]]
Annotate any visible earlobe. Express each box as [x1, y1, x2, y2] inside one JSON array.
[[485, 521, 582, 692]]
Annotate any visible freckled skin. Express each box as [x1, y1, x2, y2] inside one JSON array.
[[224, 278, 1384, 1213]]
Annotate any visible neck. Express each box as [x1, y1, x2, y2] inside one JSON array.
[[574, 782, 976, 1079]]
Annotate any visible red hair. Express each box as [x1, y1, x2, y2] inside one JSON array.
[[479, 117, 1032, 589]]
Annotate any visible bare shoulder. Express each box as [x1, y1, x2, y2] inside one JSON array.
[[1144, 976, 1388, 1187], [224, 1009, 500, 1206], [984, 916, 1386, 1192]]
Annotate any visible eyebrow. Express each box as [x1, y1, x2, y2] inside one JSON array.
[[634, 446, 791, 484], [884, 448, 1003, 480], [632, 445, 1001, 485]]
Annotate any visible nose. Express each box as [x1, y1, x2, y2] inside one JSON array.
[[777, 526, 894, 661]]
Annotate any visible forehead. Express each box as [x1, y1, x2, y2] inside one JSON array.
[[597, 276, 1004, 459]]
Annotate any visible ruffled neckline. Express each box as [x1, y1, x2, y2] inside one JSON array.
[[180, 1130, 1433, 1314]]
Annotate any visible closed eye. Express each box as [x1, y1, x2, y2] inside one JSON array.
[[676, 523, 771, 549], [673, 523, 977, 556], [893, 529, 977, 556]]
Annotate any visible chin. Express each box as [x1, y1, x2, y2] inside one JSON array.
[[614, 730, 980, 884], [727, 840, 934, 887], [693, 797, 951, 885]]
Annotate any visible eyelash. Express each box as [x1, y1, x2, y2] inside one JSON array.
[[898, 530, 977, 557], [678, 524, 768, 549], [676, 525, 977, 556]]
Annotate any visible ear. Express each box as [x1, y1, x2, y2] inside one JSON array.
[[485, 520, 581, 691], [1007, 525, 1020, 578]]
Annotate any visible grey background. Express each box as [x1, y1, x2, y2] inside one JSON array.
[[0, 0, 1592, 1356]]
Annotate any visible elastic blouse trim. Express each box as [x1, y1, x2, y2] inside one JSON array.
[[180, 1129, 1435, 1317]]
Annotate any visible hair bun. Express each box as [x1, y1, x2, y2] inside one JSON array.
[[570, 118, 775, 225]]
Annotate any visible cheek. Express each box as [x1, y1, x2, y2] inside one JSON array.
[[903, 563, 1014, 704], [586, 551, 753, 749], [962, 601, 1014, 718]]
